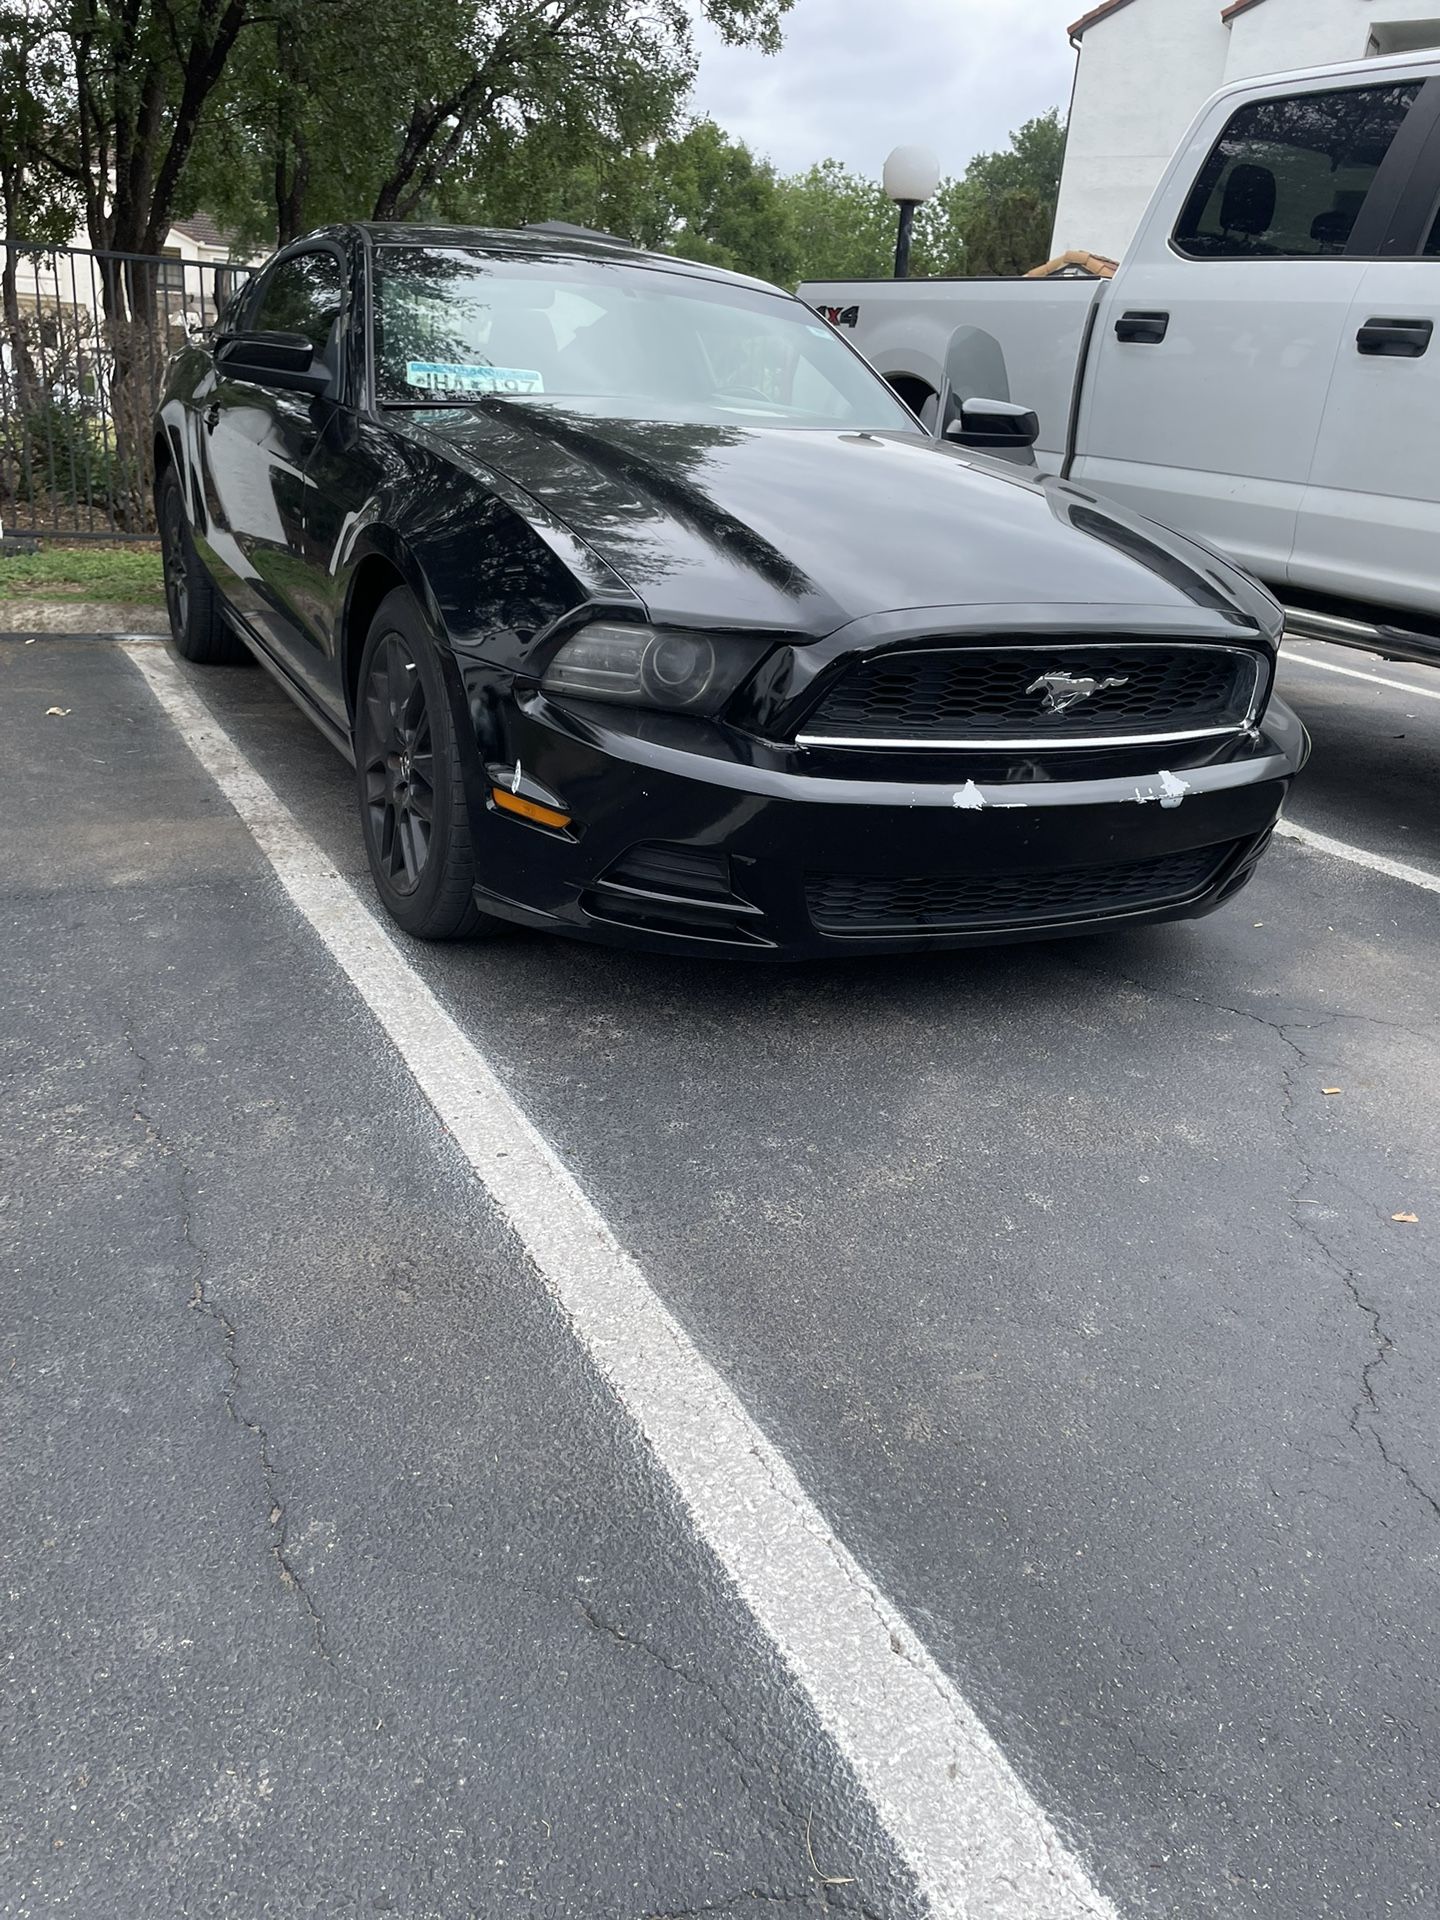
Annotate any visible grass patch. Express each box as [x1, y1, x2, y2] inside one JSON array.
[[0, 542, 165, 606]]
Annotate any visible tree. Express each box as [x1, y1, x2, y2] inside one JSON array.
[[187, 0, 795, 248], [780, 160, 894, 285], [0, 5, 80, 414], [958, 109, 1067, 213], [2, 0, 796, 522], [925, 110, 1068, 277], [642, 119, 796, 282]]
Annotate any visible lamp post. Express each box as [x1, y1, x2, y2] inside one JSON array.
[[883, 145, 941, 279]]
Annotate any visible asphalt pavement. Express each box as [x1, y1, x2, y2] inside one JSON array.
[[2, 630, 1437, 1919]]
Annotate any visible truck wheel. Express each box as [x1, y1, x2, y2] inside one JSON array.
[[158, 467, 248, 665]]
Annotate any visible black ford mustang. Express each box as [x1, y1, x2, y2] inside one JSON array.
[[155, 222, 1308, 956]]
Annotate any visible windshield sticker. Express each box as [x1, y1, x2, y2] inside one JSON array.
[[405, 361, 545, 395]]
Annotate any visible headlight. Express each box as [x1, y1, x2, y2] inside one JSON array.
[[540, 622, 771, 717]]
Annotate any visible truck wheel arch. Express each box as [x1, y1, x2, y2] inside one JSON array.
[[885, 372, 940, 429]]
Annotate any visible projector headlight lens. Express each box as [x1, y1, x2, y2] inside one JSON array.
[[541, 623, 769, 716]]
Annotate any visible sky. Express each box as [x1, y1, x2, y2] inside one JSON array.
[[689, 0, 1080, 183]]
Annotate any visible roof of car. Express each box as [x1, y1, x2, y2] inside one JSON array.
[[346, 221, 783, 296]]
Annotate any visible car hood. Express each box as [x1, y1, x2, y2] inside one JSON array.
[[408, 406, 1274, 640]]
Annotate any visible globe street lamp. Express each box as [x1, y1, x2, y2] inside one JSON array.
[[883, 145, 941, 279]]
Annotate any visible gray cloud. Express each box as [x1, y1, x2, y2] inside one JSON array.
[[690, 0, 1078, 181]]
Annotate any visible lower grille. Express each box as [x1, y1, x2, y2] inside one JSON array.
[[799, 644, 1261, 746], [807, 843, 1237, 936], [600, 842, 736, 901], [583, 841, 771, 946]]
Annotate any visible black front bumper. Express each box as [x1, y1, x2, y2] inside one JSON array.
[[462, 685, 1309, 960]]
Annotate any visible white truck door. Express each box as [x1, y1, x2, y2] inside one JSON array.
[[1071, 76, 1429, 590], [1292, 81, 1440, 624]]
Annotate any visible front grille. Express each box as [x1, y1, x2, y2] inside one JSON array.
[[798, 644, 1261, 745], [807, 842, 1237, 936]]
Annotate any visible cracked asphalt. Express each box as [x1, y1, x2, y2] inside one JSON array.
[[2, 632, 1438, 1919]]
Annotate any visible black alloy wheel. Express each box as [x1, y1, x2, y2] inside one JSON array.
[[161, 493, 189, 636], [354, 589, 492, 940], [156, 466, 248, 664], [362, 632, 436, 896]]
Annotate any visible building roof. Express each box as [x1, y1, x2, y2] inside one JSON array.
[[170, 211, 238, 251], [1068, 0, 1270, 36], [1025, 250, 1119, 279], [1067, 0, 1142, 38]]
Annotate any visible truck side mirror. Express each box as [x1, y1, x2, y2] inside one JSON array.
[[945, 397, 1040, 450]]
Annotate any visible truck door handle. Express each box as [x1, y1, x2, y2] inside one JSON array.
[[1357, 317, 1433, 358], [1115, 311, 1169, 344]]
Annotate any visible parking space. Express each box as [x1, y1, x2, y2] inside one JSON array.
[[1276, 640, 1440, 872], [3, 631, 1438, 1918]]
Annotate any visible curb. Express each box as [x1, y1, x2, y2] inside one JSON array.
[[0, 601, 168, 635]]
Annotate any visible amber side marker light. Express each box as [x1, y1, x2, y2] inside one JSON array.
[[491, 786, 572, 831]]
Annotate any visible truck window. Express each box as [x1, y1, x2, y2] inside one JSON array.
[[1173, 83, 1421, 260]]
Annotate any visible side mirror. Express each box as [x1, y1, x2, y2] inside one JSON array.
[[216, 329, 330, 396], [945, 397, 1040, 450]]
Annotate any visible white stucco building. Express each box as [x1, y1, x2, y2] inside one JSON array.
[[1053, 0, 1440, 260]]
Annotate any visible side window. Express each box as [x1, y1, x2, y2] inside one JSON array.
[[1174, 84, 1421, 259], [213, 273, 254, 335], [251, 250, 345, 353]]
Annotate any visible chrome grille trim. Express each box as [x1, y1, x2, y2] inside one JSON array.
[[797, 724, 1244, 750]]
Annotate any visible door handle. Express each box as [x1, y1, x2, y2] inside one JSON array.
[[203, 402, 220, 431], [1357, 317, 1433, 358], [1115, 310, 1169, 344]]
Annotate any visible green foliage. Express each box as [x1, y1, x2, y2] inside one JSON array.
[[605, 109, 1069, 292], [643, 119, 797, 283], [2, 0, 1061, 291], [0, 5, 78, 246], [185, 0, 797, 248], [780, 160, 896, 283], [958, 109, 1068, 212], [923, 111, 1069, 277], [2, 401, 117, 510], [3, 0, 796, 257], [450, 117, 797, 283]]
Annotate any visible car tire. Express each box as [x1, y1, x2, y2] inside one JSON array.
[[157, 466, 248, 666], [354, 588, 495, 941]]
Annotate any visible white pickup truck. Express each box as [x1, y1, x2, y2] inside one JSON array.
[[801, 49, 1440, 667]]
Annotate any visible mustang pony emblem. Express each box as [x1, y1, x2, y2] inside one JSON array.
[[1026, 669, 1129, 714]]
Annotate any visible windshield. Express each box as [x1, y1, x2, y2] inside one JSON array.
[[373, 245, 915, 432]]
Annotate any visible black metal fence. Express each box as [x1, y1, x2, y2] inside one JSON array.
[[0, 240, 254, 541]]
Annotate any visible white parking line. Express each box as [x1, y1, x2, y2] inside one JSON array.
[[1275, 819, 1440, 896], [1281, 645, 1440, 703], [123, 639, 1118, 1920]]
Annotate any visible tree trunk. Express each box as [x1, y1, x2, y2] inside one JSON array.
[[273, 18, 309, 246], [1, 238, 41, 412], [96, 256, 166, 534], [276, 145, 309, 247], [74, 0, 251, 530], [0, 170, 44, 517]]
